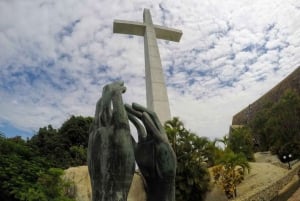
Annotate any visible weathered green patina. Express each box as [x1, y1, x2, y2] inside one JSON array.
[[126, 103, 176, 201], [87, 81, 176, 201], [87, 81, 135, 201]]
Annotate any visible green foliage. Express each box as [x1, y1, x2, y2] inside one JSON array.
[[15, 168, 75, 201], [250, 89, 300, 154], [228, 127, 254, 161], [59, 116, 93, 148], [36, 168, 75, 201], [249, 103, 272, 151], [165, 117, 210, 201], [217, 151, 250, 174], [211, 133, 251, 199], [0, 134, 75, 201], [69, 145, 86, 165], [212, 151, 250, 199], [266, 89, 300, 153], [1, 115, 92, 201], [1, 115, 93, 201], [29, 125, 60, 165], [29, 116, 93, 168]]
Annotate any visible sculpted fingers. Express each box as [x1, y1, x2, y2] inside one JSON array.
[[142, 112, 168, 143], [131, 103, 169, 142], [132, 103, 165, 134], [127, 112, 147, 142], [125, 104, 143, 119]]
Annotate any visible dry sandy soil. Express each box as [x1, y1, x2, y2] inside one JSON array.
[[206, 152, 298, 201], [65, 152, 298, 201], [236, 152, 290, 196]]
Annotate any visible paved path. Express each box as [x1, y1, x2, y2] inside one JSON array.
[[287, 187, 300, 201]]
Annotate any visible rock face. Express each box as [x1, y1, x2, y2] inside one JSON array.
[[63, 166, 146, 201]]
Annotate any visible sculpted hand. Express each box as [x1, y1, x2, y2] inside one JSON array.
[[125, 103, 176, 201], [88, 81, 135, 201]]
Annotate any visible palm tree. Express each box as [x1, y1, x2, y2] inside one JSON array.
[[214, 135, 229, 149], [165, 117, 185, 152], [213, 150, 250, 199], [164, 117, 211, 201], [220, 151, 250, 174]]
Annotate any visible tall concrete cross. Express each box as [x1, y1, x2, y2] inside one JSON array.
[[113, 8, 182, 123]]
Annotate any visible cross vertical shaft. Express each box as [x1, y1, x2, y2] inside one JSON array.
[[143, 9, 171, 123], [113, 9, 182, 123]]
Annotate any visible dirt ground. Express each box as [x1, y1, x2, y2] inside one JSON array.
[[206, 152, 294, 201], [236, 162, 288, 196], [236, 152, 290, 197]]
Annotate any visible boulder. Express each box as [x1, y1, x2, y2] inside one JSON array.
[[63, 166, 146, 201]]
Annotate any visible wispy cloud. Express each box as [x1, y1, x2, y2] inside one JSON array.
[[0, 0, 300, 139]]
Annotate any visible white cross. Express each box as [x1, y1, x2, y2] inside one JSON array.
[[113, 9, 182, 123]]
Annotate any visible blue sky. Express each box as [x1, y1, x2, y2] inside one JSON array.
[[0, 0, 300, 139]]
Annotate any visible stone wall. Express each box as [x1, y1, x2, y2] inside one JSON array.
[[233, 162, 300, 201], [232, 66, 300, 125]]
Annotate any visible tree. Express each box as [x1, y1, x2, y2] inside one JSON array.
[[35, 168, 75, 201], [210, 131, 251, 199], [58, 116, 93, 167], [249, 89, 300, 154], [228, 127, 254, 161], [212, 151, 250, 199], [266, 89, 300, 153], [29, 116, 93, 168], [59, 116, 93, 148], [29, 125, 59, 165], [0, 134, 75, 201], [1, 115, 93, 200], [249, 101, 273, 151], [214, 135, 229, 148], [165, 117, 210, 201]]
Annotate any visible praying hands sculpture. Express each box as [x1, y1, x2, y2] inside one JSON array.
[[87, 81, 176, 201], [87, 81, 135, 201], [126, 103, 176, 201]]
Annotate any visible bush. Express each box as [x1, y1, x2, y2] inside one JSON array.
[[0, 134, 75, 201], [212, 151, 250, 199]]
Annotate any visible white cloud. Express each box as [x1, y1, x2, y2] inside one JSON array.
[[0, 0, 300, 139]]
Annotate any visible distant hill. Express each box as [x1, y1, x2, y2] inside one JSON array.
[[232, 66, 300, 125]]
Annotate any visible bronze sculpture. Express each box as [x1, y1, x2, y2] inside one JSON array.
[[126, 103, 176, 201], [87, 81, 135, 201], [88, 81, 176, 201]]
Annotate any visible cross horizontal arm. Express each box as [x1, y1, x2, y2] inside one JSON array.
[[154, 25, 182, 42], [113, 20, 146, 36]]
